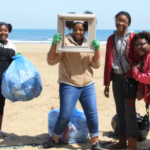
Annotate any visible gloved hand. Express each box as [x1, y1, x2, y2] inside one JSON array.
[[15, 52, 21, 56], [92, 39, 100, 51], [52, 33, 62, 45]]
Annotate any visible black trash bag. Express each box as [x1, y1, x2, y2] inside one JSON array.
[[111, 113, 150, 142]]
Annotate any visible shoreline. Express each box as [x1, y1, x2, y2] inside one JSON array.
[[11, 41, 107, 44]]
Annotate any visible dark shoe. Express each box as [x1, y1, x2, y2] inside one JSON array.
[[92, 141, 104, 150], [38, 138, 56, 149]]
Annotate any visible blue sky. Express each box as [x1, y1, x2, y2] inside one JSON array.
[[1, 0, 149, 30]]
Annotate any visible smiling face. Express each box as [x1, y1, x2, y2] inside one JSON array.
[[72, 23, 86, 45], [135, 38, 150, 57], [0, 25, 9, 43], [116, 15, 129, 36]]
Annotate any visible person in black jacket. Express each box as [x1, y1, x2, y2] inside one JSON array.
[[0, 22, 16, 138]]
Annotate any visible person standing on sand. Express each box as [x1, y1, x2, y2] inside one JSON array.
[[132, 31, 150, 105], [131, 31, 150, 150], [39, 13, 103, 150], [0, 22, 16, 139], [103, 11, 143, 150]]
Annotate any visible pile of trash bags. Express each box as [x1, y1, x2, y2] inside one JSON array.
[[1, 54, 42, 101], [48, 108, 89, 143]]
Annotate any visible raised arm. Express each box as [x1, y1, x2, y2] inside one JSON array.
[[47, 33, 64, 65], [88, 39, 100, 69], [92, 39, 100, 63], [48, 45, 57, 60], [48, 33, 62, 60]]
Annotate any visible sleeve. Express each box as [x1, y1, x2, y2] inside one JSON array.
[[47, 52, 64, 66], [104, 37, 111, 86], [7, 39, 17, 53], [132, 65, 150, 85], [11, 44, 16, 53], [88, 53, 100, 69], [0, 47, 15, 60], [137, 82, 145, 92]]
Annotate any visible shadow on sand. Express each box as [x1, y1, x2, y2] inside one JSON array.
[[101, 131, 150, 150], [0, 132, 91, 150], [0, 131, 149, 149]]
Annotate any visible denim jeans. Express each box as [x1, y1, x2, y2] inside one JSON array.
[[53, 83, 99, 138]]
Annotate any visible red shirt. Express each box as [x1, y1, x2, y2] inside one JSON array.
[[133, 50, 150, 105], [104, 33, 141, 86]]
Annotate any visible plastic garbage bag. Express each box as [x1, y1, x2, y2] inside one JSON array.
[[48, 107, 89, 144], [1, 54, 42, 102]]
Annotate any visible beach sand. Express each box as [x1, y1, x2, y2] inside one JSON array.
[[0, 44, 149, 150]]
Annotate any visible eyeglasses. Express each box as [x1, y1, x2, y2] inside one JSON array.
[[116, 19, 128, 25], [135, 42, 149, 48]]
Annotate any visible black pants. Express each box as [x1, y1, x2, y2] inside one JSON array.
[[0, 92, 5, 115], [0, 46, 15, 115], [112, 73, 138, 139], [0, 77, 5, 115]]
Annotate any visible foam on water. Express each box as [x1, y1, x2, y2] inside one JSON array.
[[11, 40, 52, 44], [11, 40, 106, 44]]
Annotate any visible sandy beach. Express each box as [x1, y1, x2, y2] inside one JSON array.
[[0, 44, 149, 150]]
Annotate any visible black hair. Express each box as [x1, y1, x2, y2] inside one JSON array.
[[0, 22, 12, 33], [65, 12, 76, 30], [84, 10, 93, 14], [115, 11, 131, 26], [65, 11, 94, 31], [134, 31, 150, 43]]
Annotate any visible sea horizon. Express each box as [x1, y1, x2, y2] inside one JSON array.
[[9, 29, 150, 44]]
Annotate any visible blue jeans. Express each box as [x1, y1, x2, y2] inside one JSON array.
[[53, 83, 99, 138]]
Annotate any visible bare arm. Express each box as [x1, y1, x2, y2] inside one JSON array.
[[48, 33, 62, 60]]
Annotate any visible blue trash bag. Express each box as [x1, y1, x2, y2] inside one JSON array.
[[1, 54, 42, 102], [48, 107, 89, 144]]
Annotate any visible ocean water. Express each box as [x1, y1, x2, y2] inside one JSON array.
[[9, 29, 150, 44]]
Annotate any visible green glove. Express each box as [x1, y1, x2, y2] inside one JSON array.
[[52, 33, 62, 45], [15, 52, 21, 56], [92, 39, 100, 51]]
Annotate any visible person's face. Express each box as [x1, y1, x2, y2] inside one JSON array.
[[135, 38, 150, 57], [116, 15, 129, 34], [0, 25, 9, 42], [72, 23, 86, 42]]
